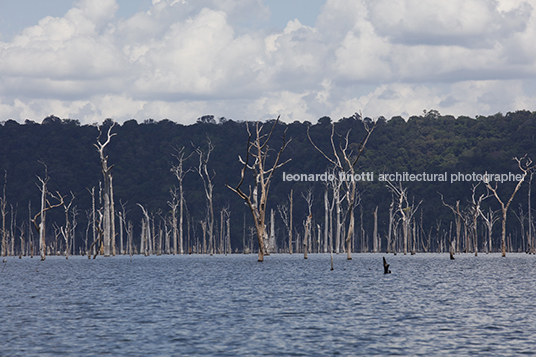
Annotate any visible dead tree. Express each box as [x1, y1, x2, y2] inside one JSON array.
[[268, 208, 276, 254], [302, 187, 314, 259], [439, 193, 464, 254], [32, 164, 64, 261], [278, 202, 290, 253], [171, 147, 193, 254], [485, 156, 533, 256], [308, 118, 375, 260], [95, 123, 116, 257], [479, 207, 500, 253], [468, 183, 491, 256], [330, 171, 344, 254], [303, 214, 312, 259], [60, 192, 75, 258], [373, 206, 379, 253], [9, 203, 16, 256], [388, 181, 422, 255], [18, 223, 26, 258], [195, 140, 215, 255], [289, 189, 293, 254], [137, 204, 151, 256], [323, 182, 329, 253], [527, 171, 534, 253], [386, 199, 394, 253], [1, 171, 7, 256], [226, 117, 290, 262], [168, 188, 180, 254], [118, 200, 128, 255]]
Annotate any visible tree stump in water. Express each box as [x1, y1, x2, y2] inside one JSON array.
[[383, 257, 391, 274]]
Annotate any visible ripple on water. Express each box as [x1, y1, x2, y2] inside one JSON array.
[[2, 253, 536, 356]]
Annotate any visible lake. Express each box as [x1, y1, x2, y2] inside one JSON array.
[[2, 253, 536, 356]]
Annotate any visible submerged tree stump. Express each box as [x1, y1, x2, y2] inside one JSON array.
[[383, 257, 391, 274]]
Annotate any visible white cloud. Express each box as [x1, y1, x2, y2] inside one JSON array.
[[1, 0, 535, 124]]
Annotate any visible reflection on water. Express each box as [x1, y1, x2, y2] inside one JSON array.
[[2, 253, 536, 356]]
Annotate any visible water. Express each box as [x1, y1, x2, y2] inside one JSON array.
[[2, 253, 536, 356]]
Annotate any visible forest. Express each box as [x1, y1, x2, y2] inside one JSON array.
[[0, 109, 535, 260]]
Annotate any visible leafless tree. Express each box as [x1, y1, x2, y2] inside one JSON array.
[[138, 204, 151, 256], [171, 147, 193, 254], [467, 183, 491, 256], [118, 200, 128, 255], [195, 139, 215, 255], [226, 117, 291, 262], [308, 118, 375, 260], [387, 199, 395, 253], [95, 123, 116, 257], [168, 188, 180, 254], [302, 187, 314, 259], [527, 171, 534, 253], [60, 192, 75, 258], [388, 181, 422, 255], [485, 156, 533, 256], [479, 207, 499, 253], [373, 206, 379, 253], [18, 222, 26, 258], [32, 163, 64, 261], [278, 203, 290, 253], [1, 171, 7, 256]]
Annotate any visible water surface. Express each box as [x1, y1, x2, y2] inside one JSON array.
[[2, 253, 536, 356]]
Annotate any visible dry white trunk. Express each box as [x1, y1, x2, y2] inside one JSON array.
[[119, 211, 124, 255], [95, 125, 116, 257], [39, 181, 46, 260], [303, 214, 312, 259], [373, 206, 378, 253], [335, 188, 341, 254], [387, 202, 393, 253], [179, 185, 184, 254], [1, 172, 6, 257], [289, 190, 293, 254], [324, 188, 329, 253], [226, 119, 290, 262], [269, 209, 276, 253]]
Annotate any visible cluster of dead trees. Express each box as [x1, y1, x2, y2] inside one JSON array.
[[1, 117, 535, 260]]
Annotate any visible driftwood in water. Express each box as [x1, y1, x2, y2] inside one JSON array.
[[383, 257, 391, 274]]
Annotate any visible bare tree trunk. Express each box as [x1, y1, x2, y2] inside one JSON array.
[[373, 206, 378, 253], [269, 209, 276, 253], [308, 119, 375, 261], [335, 187, 341, 254], [195, 139, 215, 256], [95, 124, 116, 257], [289, 189, 293, 254], [118, 211, 124, 255], [324, 187, 329, 253], [303, 214, 312, 259], [226, 210, 231, 254], [1, 171, 7, 257], [32, 164, 64, 261], [486, 156, 533, 256], [226, 118, 290, 262], [528, 173, 533, 253]]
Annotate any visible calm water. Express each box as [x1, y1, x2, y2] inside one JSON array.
[[2, 253, 536, 356]]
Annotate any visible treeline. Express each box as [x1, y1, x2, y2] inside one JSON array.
[[0, 110, 535, 258]]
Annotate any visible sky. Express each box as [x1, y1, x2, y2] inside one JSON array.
[[0, 0, 535, 125]]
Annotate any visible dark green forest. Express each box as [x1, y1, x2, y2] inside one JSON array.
[[0, 109, 535, 257]]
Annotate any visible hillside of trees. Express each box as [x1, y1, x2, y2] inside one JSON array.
[[0, 109, 535, 258]]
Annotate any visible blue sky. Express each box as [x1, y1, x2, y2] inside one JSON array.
[[0, 0, 325, 40], [0, 0, 534, 124]]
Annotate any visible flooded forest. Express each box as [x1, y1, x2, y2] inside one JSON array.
[[0, 110, 535, 260]]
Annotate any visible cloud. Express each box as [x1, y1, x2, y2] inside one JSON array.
[[0, 0, 535, 124]]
